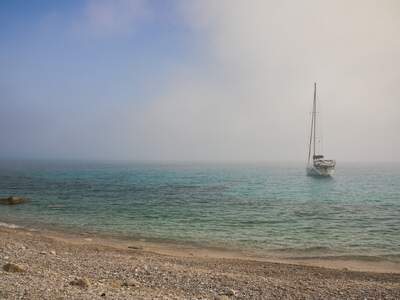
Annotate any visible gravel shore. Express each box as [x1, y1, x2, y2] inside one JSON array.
[[0, 226, 399, 299]]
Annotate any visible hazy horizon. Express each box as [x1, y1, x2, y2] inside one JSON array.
[[1, 1, 399, 162]]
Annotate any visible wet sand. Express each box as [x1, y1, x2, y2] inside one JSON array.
[[0, 226, 399, 299]]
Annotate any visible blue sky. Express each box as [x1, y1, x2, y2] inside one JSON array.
[[0, 0, 194, 105], [0, 0, 203, 159], [1, 1, 399, 161]]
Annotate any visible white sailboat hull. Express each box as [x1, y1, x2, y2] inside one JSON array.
[[306, 165, 335, 177]]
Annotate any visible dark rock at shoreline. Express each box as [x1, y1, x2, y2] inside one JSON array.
[[128, 246, 143, 250], [0, 196, 29, 205]]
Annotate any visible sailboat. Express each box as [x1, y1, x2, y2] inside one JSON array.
[[307, 83, 336, 176]]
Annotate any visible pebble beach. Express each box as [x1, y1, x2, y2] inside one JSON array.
[[0, 226, 399, 299]]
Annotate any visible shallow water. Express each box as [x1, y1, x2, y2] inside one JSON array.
[[0, 160, 399, 260]]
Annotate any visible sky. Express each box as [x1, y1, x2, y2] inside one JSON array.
[[1, 0, 399, 162]]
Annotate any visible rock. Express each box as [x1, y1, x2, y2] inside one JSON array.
[[222, 288, 237, 296], [0, 291, 9, 298], [70, 277, 90, 288], [122, 279, 140, 287], [3, 263, 25, 273], [128, 246, 142, 250], [50, 250, 57, 255], [215, 296, 230, 300], [0, 196, 29, 205], [109, 279, 123, 288]]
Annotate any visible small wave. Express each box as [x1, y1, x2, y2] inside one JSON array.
[[0, 221, 21, 229], [273, 246, 332, 253], [287, 254, 400, 263]]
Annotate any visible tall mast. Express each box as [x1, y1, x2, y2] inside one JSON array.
[[307, 83, 316, 164], [313, 82, 317, 157]]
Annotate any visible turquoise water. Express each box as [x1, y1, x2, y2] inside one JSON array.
[[0, 160, 399, 259]]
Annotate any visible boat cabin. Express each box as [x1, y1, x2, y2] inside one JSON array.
[[313, 155, 324, 160]]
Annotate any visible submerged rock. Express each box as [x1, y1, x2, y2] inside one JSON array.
[[0, 196, 29, 205], [3, 263, 25, 273]]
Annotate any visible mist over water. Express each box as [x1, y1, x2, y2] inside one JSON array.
[[1, 1, 400, 162], [0, 160, 399, 260]]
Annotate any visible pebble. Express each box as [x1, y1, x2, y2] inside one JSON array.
[[70, 277, 90, 288], [223, 288, 237, 296], [122, 279, 140, 287]]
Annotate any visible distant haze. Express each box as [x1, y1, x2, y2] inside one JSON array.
[[1, 0, 399, 162]]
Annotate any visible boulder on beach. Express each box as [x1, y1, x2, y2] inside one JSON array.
[[3, 263, 25, 273], [0, 196, 29, 205]]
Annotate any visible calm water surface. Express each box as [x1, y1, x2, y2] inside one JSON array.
[[0, 160, 399, 260]]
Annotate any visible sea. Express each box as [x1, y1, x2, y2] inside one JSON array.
[[0, 160, 399, 262]]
